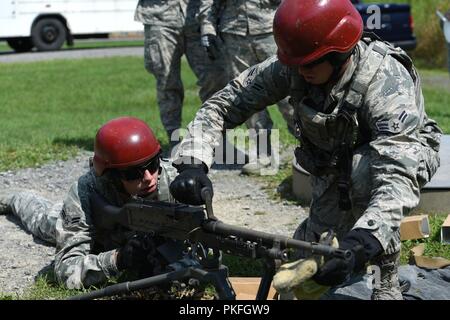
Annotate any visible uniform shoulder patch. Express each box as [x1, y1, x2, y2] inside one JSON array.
[[375, 110, 409, 134]]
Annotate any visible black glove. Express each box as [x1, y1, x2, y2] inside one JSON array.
[[201, 34, 220, 60], [313, 229, 383, 287], [116, 237, 148, 271], [170, 157, 213, 205]]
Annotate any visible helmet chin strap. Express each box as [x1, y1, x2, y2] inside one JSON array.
[[330, 60, 349, 82], [326, 48, 356, 84]]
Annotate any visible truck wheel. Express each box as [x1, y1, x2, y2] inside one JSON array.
[[6, 37, 34, 53], [31, 18, 67, 51]]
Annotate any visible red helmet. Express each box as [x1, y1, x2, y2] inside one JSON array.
[[273, 0, 363, 66], [93, 117, 161, 176]]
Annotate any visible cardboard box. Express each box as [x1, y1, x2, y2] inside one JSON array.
[[410, 244, 450, 269], [400, 215, 430, 241], [441, 214, 450, 244], [229, 277, 277, 300]]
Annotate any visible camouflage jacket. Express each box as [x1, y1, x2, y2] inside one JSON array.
[[199, 0, 281, 37], [175, 38, 442, 252], [135, 0, 200, 27], [54, 159, 177, 289]]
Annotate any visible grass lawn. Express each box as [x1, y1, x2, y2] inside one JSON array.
[[1, 56, 449, 299], [0, 56, 201, 171]]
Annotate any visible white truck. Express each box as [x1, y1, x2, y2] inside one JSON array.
[[0, 0, 143, 52]]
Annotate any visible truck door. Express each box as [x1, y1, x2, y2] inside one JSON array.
[[0, 1, 16, 19]]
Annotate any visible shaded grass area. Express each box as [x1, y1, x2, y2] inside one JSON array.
[[0, 270, 88, 300], [223, 255, 264, 277]]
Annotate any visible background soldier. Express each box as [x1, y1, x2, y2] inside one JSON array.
[[0, 117, 180, 289], [437, 9, 450, 76], [135, 0, 228, 155], [170, 0, 442, 300], [199, 0, 295, 175]]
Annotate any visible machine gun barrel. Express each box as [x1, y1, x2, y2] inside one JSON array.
[[202, 220, 352, 260]]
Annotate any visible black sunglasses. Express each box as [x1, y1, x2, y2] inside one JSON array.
[[118, 154, 161, 181], [301, 55, 328, 68]]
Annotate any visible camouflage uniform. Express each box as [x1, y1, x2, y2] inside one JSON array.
[[444, 10, 450, 75], [135, 0, 228, 139], [2, 159, 177, 290], [199, 0, 295, 134], [175, 38, 442, 298]]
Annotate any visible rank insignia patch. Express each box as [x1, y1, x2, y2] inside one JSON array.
[[375, 111, 409, 134]]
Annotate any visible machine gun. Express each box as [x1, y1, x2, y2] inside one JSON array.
[[68, 188, 352, 300]]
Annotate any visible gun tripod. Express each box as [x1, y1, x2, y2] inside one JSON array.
[[67, 246, 278, 300]]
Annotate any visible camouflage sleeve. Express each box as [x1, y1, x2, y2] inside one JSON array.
[[157, 159, 178, 202], [54, 174, 120, 290], [199, 0, 221, 36], [176, 56, 291, 168], [352, 57, 432, 251]]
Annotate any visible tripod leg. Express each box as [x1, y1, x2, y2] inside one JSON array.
[[189, 265, 236, 300], [256, 259, 276, 300], [67, 268, 190, 300]]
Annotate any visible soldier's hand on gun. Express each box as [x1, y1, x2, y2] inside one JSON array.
[[201, 34, 220, 61], [313, 229, 383, 286], [170, 157, 213, 205], [115, 236, 149, 271]]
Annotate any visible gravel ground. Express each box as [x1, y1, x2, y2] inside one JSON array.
[[0, 149, 307, 297], [421, 73, 450, 90], [0, 46, 143, 64]]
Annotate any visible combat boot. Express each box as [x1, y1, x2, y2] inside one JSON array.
[[0, 188, 27, 214], [241, 156, 272, 175], [370, 252, 403, 300], [241, 128, 273, 175], [0, 189, 14, 214]]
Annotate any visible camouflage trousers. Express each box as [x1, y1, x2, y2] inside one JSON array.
[[291, 143, 440, 299], [8, 191, 59, 245], [293, 145, 402, 255], [447, 42, 450, 76], [144, 24, 229, 136], [221, 33, 295, 135], [292, 145, 398, 298]]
